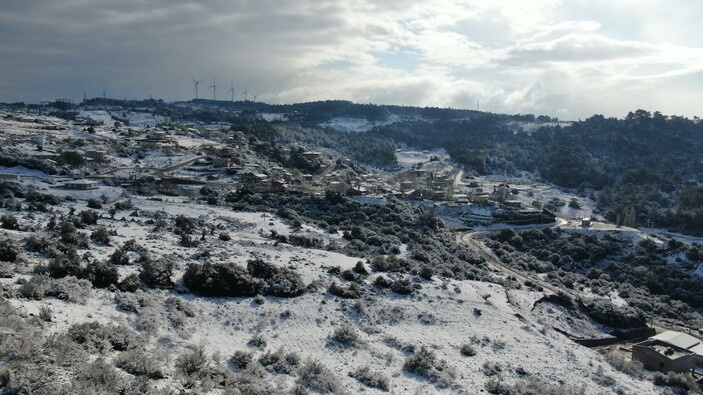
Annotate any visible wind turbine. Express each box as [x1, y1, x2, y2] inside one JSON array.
[[191, 75, 202, 100], [228, 80, 235, 102], [209, 77, 217, 101], [251, 93, 259, 102], [241, 83, 248, 102]]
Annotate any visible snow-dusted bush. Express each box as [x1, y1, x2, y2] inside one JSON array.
[[67, 321, 138, 353], [184, 262, 265, 297], [24, 234, 51, 253], [247, 334, 267, 349], [118, 273, 140, 292], [230, 350, 254, 370], [258, 347, 301, 374], [460, 344, 477, 357], [1, 214, 20, 230], [349, 365, 390, 392], [90, 226, 111, 245], [652, 371, 700, 392], [139, 255, 173, 288], [328, 282, 361, 299], [328, 325, 362, 348], [403, 346, 455, 388], [114, 348, 164, 379], [175, 344, 208, 376], [390, 276, 415, 295], [83, 261, 119, 288], [298, 358, 341, 393], [18, 274, 51, 300], [374, 275, 392, 288], [0, 238, 20, 262]]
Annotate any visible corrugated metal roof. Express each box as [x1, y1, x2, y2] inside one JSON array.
[[652, 331, 701, 350]]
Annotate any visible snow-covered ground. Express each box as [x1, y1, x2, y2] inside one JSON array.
[[0, 182, 665, 394]]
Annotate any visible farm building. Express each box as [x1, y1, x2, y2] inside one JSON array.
[[632, 331, 703, 373]]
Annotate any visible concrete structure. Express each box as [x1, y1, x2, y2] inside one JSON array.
[[632, 331, 703, 373], [632, 340, 696, 373], [63, 179, 98, 190]]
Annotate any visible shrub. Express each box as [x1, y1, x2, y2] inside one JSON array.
[[18, 274, 52, 300], [25, 235, 50, 253], [298, 358, 341, 393], [47, 248, 81, 278], [118, 273, 141, 292], [1, 214, 19, 230], [403, 346, 455, 388], [258, 347, 301, 374], [328, 325, 362, 348], [247, 259, 306, 297], [87, 198, 102, 209], [230, 350, 254, 370], [349, 365, 390, 391], [114, 348, 164, 379], [328, 282, 361, 299], [109, 248, 131, 266], [139, 257, 173, 288], [184, 262, 265, 297], [391, 277, 415, 295], [175, 344, 208, 376], [67, 321, 138, 352], [604, 350, 643, 378], [460, 344, 477, 357], [247, 334, 267, 349], [78, 210, 99, 226], [90, 226, 111, 245], [374, 275, 392, 288], [353, 261, 369, 275], [83, 261, 119, 288], [0, 238, 20, 262], [652, 372, 700, 392], [46, 276, 92, 303]]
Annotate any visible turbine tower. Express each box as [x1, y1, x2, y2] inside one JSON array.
[[209, 77, 217, 101], [228, 79, 235, 102], [191, 75, 202, 100], [241, 83, 248, 102]]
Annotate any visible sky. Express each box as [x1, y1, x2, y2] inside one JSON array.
[[1, 0, 703, 120]]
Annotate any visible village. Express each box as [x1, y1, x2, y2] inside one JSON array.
[[1, 100, 703, 393]]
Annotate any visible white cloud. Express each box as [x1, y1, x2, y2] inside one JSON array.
[[1, 0, 702, 119]]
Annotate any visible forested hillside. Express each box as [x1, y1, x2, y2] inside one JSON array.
[[372, 110, 703, 235]]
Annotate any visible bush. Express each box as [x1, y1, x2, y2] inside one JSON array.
[[230, 350, 254, 370], [391, 277, 415, 295], [46, 276, 92, 303], [83, 261, 119, 288], [90, 226, 111, 245], [298, 358, 341, 393], [1, 214, 19, 230], [460, 344, 477, 357], [175, 344, 208, 376], [114, 348, 164, 379], [328, 325, 362, 348], [78, 210, 99, 226], [184, 259, 306, 298], [87, 198, 102, 209], [403, 346, 455, 388], [0, 238, 20, 262], [258, 347, 301, 374], [184, 262, 265, 297], [328, 282, 361, 299], [18, 274, 52, 300], [139, 257, 173, 288], [67, 321, 138, 352], [25, 235, 50, 253], [652, 372, 700, 392], [47, 248, 81, 278], [118, 273, 141, 292], [349, 365, 390, 391], [247, 334, 267, 349]]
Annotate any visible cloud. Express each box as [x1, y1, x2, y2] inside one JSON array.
[[0, 0, 702, 119]]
